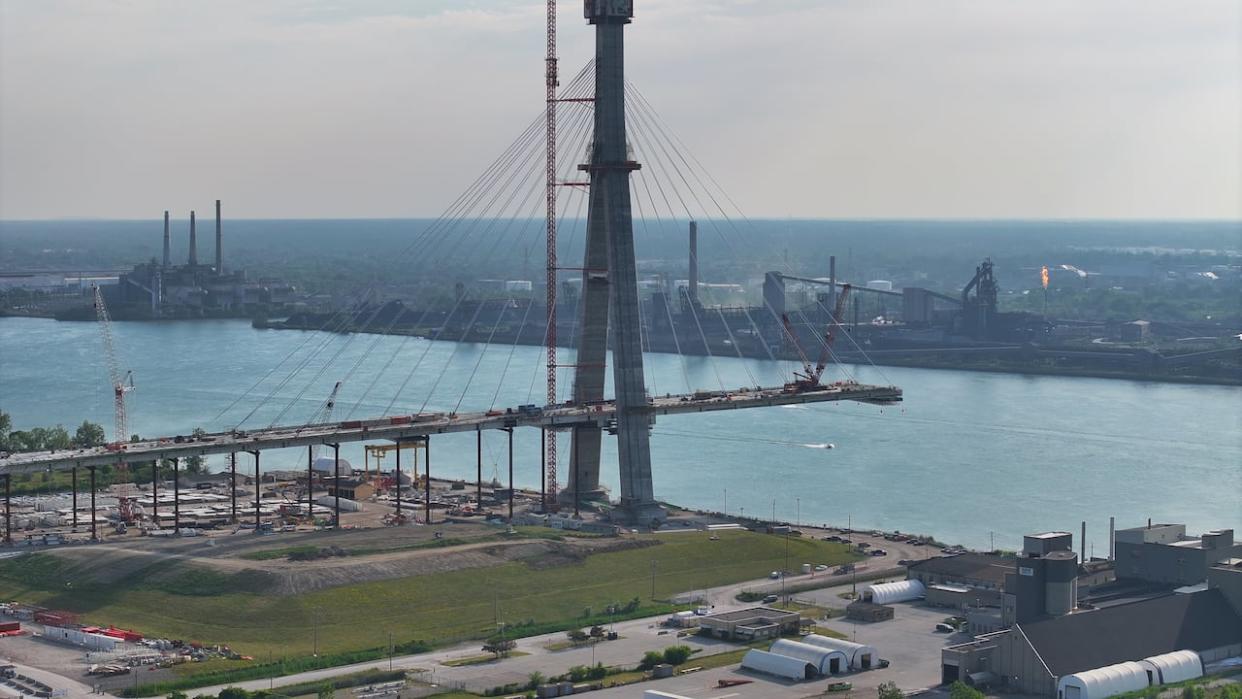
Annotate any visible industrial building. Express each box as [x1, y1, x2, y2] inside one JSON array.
[[940, 529, 1242, 697], [942, 589, 1239, 696], [1113, 524, 1239, 586], [906, 552, 1013, 603], [697, 607, 801, 641], [72, 201, 298, 320], [327, 479, 375, 502]]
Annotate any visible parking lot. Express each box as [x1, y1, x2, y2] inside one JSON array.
[[587, 602, 961, 699]]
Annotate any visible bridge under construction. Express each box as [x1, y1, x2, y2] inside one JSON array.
[[0, 1, 904, 541]]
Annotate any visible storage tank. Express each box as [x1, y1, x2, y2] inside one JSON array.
[[1044, 550, 1078, 616]]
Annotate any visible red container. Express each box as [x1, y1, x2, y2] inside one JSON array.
[[34, 611, 79, 627], [388, 416, 411, 425], [0, 621, 20, 632]]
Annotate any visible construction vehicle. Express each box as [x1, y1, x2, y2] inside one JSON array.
[[780, 283, 852, 392]]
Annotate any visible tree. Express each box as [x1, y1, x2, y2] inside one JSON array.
[[482, 636, 516, 658], [0, 411, 11, 451], [1181, 686, 1206, 699], [184, 428, 209, 474], [217, 689, 250, 699], [878, 681, 904, 699], [638, 650, 664, 670], [566, 629, 589, 645], [72, 421, 106, 448], [949, 681, 984, 699], [526, 671, 545, 690], [316, 683, 335, 699], [662, 645, 692, 665]]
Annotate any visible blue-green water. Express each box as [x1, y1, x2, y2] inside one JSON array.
[[1, 316, 1238, 553]]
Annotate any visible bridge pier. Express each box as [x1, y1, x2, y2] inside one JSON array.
[[172, 457, 179, 533], [476, 430, 482, 510], [394, 441, 402, 522], [540, 429, 546, 512], [71, 466, 78, 530], [503, 428, 514, 521], [306, 446, 314, 521], [331, 443, 341, 527], [151, 460, 158, 524], [89, 465, 97, 541], [250, 450, 261, 529], [424, 436, 432, 525], [231, 452, 238, 524], [4, 473, 10, 546]]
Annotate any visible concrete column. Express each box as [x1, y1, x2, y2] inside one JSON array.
[[172, 458, 179, 533], [1109, 516, 1115, 560], [395, 442, 402, 520], [89, 466, 98, 540], [72, 466, 78, 529], [688, 220, 699, 308]]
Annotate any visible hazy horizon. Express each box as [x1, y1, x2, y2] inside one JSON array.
[[2, 1, 1239, 220]]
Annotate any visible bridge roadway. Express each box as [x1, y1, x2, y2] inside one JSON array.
[[0, 382, 901, 475]]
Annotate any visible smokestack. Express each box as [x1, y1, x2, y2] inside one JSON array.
[[215, 199, 223, 274], [162, 211, 171, 267], [189, 211, 198, 266], [688, 220, 698, 307], [1109, 516, 1115, 560], [1081, 521, 1086, 561]]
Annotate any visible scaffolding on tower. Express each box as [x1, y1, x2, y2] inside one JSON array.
[[544, 0, 560, 509]]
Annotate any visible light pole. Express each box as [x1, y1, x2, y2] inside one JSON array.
[[796, 497, 800, 528], [650, 560, 657, 600]]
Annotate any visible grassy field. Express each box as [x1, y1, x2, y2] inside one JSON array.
[[0, 530, 854, 659]]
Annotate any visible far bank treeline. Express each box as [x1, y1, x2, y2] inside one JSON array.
[[0, 411, 208, 494]]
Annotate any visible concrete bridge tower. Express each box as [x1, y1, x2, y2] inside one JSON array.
[[566, 0, 663, 523]]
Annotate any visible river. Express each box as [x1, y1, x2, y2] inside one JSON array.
[[1, 316, 1238, 554]]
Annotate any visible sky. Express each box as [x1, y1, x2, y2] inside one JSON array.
[[1, 0, 1239, 220]]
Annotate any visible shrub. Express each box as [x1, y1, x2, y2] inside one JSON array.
[[663, 645, 693, 665], [949, 681, 985, 699]]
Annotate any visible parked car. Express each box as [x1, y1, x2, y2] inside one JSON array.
[[935, 623, 956, 633], [762, 594, 779, 604], [870, 548, 888, 556]]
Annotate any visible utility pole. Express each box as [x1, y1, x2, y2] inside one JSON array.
[[650, 560, 657, 600]]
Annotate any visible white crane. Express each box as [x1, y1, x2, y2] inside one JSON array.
[[93, 285, 134, 444]]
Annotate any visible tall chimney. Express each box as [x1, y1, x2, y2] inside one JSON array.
[[162, 211, 171, 267], [1109, 516, 1115, 560], [189, 211, 198, 266], [1081, 521, 1087, 561], [688, 220, 698, 308], [215, 199, 223, 274]]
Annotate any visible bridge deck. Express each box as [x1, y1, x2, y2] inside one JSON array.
[[0, 383, 901, 475]]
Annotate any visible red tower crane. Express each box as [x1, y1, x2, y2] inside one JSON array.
[[93, 285, 135, 445], [781, 284, 852, 390]]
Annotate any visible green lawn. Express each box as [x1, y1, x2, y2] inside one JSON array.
[[0, 530, 854, 659]]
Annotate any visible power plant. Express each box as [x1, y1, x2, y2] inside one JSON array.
[[59, 200, 297, 320]]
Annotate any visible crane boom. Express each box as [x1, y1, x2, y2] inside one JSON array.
[[812, 283, 852, 382], [779, 313, 814, 380], [93, 285, 134, 444]]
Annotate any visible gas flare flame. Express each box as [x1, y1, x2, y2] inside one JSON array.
[[1041, 265, 1050, 289]]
